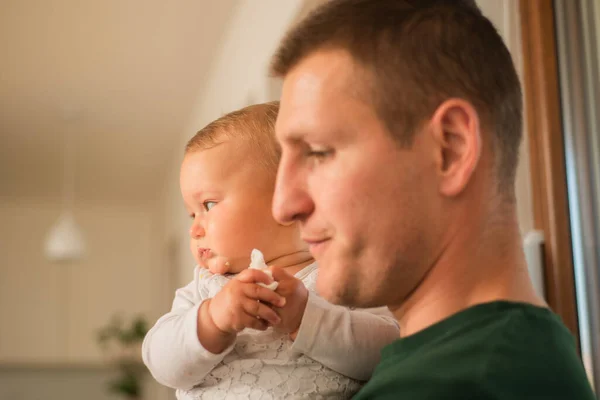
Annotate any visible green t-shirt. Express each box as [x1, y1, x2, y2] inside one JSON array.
[[354, 301, 595, 399]]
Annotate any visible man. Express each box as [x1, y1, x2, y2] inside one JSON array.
[[270, 0, 596, 398]]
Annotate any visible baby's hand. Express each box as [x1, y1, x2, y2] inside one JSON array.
[[208, 269, 286, 334], [269, 266, 309, 339]]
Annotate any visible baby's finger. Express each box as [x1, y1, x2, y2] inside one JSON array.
[[242, 297, 281, 326], [236, 268, 275, 286], [241, 313, 269, 331], [242, 283, 286, 307], [269, 265, 294, 283]]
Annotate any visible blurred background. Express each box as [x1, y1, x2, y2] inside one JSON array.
[[0, 0, 598, 399]]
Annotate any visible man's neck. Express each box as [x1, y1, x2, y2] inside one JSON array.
[[390, 206, 545, 338]]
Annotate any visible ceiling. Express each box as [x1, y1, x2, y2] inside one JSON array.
[[0, 0, 237, 205]]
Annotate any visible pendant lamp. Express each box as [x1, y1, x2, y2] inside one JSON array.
[[44, 129, 86, 262]]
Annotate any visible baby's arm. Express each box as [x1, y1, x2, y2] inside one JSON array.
[[142, 267, 285, 390], [141, 269, 230, 390], [291, 294, 399, 381], [269, 266, 399, 381]]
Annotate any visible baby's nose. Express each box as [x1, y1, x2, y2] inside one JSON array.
[[189, 222, 205, 239]]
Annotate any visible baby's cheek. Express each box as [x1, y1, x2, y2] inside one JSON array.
[[210, 214, 248, 251], [207, 258, 229, 275], [189, 240, 201, 265]]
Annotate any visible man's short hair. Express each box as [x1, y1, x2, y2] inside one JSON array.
[[271, 0, 522, 193], [186, 102, 281, 176]]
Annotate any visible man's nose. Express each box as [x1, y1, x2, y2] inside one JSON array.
[[272, 157, 314, 225], [189, 218, 205, 239]]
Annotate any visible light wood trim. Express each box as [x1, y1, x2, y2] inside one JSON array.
[[519, 0, 579, 344]]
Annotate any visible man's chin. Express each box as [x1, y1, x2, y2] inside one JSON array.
[[316, 270, 359, 306], [318, 288, 351, 306], [316, 271, 388, 309]]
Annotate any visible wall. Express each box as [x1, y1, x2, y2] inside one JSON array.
[[0, 366, 125, 400], [0, 197, 172, 399], [476, 0, 535, 235], [0, 366, 167, 400]]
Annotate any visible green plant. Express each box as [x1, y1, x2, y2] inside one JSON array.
[[97, 314, 149, 400]]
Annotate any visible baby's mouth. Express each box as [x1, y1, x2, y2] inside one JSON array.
[[197, 247, 213, 259]]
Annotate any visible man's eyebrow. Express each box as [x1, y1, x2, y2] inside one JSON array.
[[278, 131, 307, 145]]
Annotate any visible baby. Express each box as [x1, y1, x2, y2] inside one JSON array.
[[142, 102, 399, 399]]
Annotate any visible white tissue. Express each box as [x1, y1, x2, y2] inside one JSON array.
[[248, 249, 279, 290]]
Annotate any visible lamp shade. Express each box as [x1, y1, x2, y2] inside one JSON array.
[[44, 211, 86, 262]]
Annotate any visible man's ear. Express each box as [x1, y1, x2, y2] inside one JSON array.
[[429, 99, 482, 197]]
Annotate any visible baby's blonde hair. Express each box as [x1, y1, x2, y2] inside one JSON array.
[[185, 101, 281, 176]]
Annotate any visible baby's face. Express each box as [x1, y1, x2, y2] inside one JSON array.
[[180, 139, 283, 274]]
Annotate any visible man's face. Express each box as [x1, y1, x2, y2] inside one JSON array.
[[273, 50, 441, 308]]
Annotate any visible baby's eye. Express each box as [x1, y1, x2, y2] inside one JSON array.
[[203, 201, 217, 211]]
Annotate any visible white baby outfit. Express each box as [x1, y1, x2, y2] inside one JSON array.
[[143, 262, 399, 399]]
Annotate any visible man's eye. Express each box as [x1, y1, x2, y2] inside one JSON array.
[[203, 201, 217, 211], [306, 148, 333, 161]]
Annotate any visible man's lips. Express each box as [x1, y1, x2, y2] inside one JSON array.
[[302, 237, 329, 245], [302, 237, 331, 255]]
